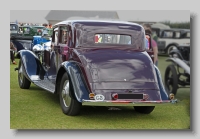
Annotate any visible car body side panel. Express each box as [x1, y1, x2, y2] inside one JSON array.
[[154, 65, 169, 100]]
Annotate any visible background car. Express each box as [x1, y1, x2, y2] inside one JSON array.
[[10, 23, 19, 36], [18, 25, 46, 36], [151, 27, 190, 55], [164, 44, 190, 95], [11, 25, 52, 53]]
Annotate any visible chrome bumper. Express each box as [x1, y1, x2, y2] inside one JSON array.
[[82, 99, 178, 106]]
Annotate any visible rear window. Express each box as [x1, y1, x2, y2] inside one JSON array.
[[95, 34, 131, 45]]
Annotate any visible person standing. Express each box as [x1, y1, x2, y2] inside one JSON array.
[[42, 23, 49, 36], [10, 37, 17, 64], [143, 23, 158, 66]]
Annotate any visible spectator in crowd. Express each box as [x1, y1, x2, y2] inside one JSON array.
[[143, 23, 158, 66], [42, 23, 49, 36], [49, 24, 52, 29]]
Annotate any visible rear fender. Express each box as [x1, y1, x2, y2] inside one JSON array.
[[17, 50, 46, 81], [154, 65, 169, 100], [56, 62, 90, 102], [166, 58, 190, 74]]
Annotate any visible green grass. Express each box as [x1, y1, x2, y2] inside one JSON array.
[[10, 56, 190, 129]]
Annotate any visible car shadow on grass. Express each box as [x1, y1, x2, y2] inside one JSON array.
[[79, 106, 147, 117]]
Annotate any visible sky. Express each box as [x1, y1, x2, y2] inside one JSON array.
[[10, 10, 190, 24]]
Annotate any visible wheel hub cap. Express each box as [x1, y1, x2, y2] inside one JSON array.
[[62, 80, 71, 107]]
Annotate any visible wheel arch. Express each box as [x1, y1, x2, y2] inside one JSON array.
[[166, 43, 179, 49], [55, 61, 90, 102], [165, 43, 179, 54]]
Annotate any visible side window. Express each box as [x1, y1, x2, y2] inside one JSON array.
[[59, 26, 68, 44], [24, 27, 30, 34], [52, 27, 58, 44], [55, 31, 58, 44]]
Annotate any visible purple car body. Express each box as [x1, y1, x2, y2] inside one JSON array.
[[15, 20, 177, 116]]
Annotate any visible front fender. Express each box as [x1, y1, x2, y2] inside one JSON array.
[[59, 62, 90, 102], [169, 49, 184, 60], [17, 50, 45, 81], [166, 58, 190, 74]]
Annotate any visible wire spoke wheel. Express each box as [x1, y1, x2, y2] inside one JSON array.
[[164, 64, 178, 95]]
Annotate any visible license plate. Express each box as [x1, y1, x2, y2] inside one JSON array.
[[118, 94, 143, 99]]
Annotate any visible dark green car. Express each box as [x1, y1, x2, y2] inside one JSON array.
[[18, 25, 46, 36]]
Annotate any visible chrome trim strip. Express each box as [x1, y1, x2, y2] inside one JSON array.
[[82, 99, 177, 106]]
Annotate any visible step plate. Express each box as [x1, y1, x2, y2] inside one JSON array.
[[33, 79, 55, 93]]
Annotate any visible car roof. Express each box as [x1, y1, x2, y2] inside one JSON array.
[[54, 20, 142, 28], [10, 22, 17, 25], [19, 25, 32, 27]]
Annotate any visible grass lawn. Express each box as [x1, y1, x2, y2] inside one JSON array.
[[10, 55, 190, 129]]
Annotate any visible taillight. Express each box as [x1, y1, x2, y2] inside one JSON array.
[[112, 93, 118, 100]]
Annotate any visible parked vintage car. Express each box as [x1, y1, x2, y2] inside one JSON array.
[[151, 27, 190, 55], [164, 44, 190, 95], [18, 25, 45, 36], [10, 23, 19, 36], [11, 25, 52, 53], [15, 20, 177, 116]]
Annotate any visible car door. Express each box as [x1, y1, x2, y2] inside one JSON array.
[[58, 25, 70, 62], [51, 27, 59, 72]]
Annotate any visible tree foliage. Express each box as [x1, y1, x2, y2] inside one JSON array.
[[161, 21, 190, 29]]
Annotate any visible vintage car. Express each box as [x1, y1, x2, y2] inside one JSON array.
[[11, 25, 52, 53], [10, 23, 19, 36], [151, 27, 190, 55], [164, 44, 190, 95], [15, 20, 177, 116], [18, 25, 46, 36]]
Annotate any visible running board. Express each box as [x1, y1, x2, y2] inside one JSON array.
[[31, 75, 56, 93]]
